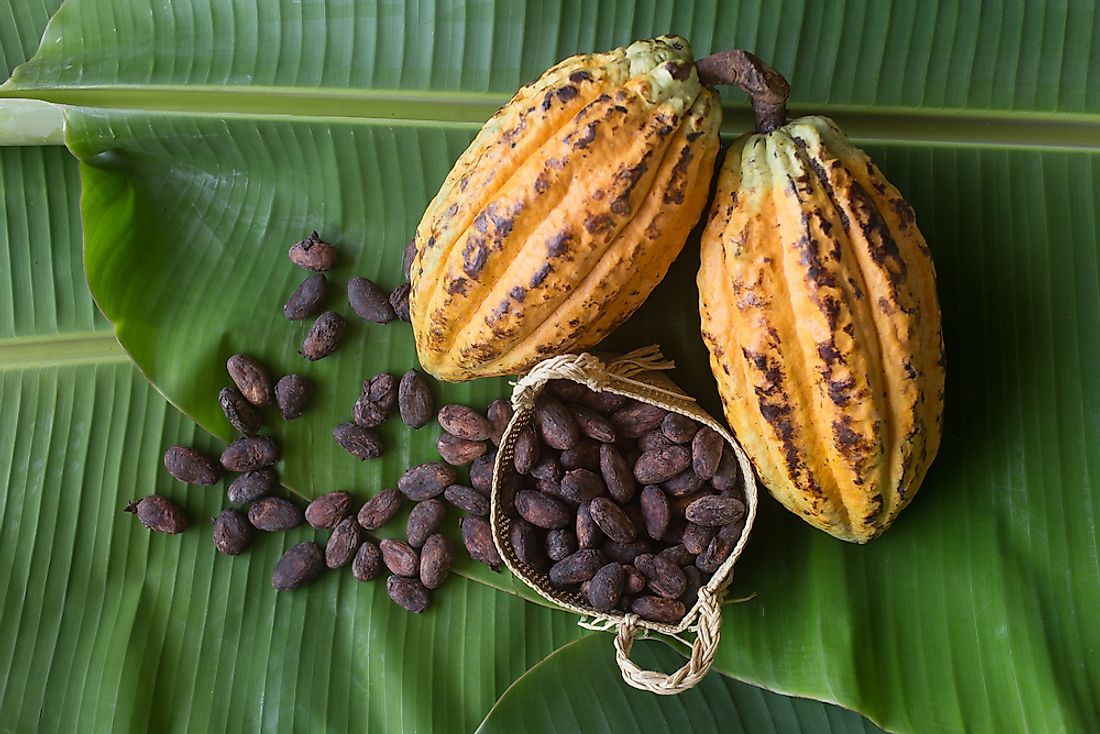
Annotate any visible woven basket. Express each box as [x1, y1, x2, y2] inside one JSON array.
[[489, 347, 758, 694]]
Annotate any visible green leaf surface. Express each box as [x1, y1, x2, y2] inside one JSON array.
[[477, 635, 882, 734], [0, 0, 60, 78]]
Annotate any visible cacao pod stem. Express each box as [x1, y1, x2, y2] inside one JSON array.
[[695, 50, 789, 133]]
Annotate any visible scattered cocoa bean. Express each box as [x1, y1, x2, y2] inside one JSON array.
[[406, 499, 447, 548], [587, 563, 624, 611], [357, 488, 403, 530], [272, 542, 324, 590], [213, 509, 251, 555], [661, 518, 687, 545], [436, 433, 486, 466], [575, 501, 604, 549], [486, 399, 513, 446], [402, 238, 417, 280], [419, 534, 454, 589], [711, 449, 740, 493], [547, 379, 587, 402], [548, 549, 604, 588], [535, 397, 580, 450], [560, 440, 601, 472], [443, 484, 489, 516], [221, 436, 280, 472], [302, 311, 345, 360], [589, 497, 637, 544], [640, 485, 670, 541], [634, 445, 691, 484], [658, 544, 695, 567], [631, 596, 685, 624], [610, 402, 667, 439], [512, 424, 541, 474], [469, 453, 496, 494], [353, 373, 397, 428], [248, 497, 304, 531], [398, 463, 455, 501], [638, 429, 675, 453], [569, 404, 617, 443], [530, 455, 564, 483], [227, 468, 277, 504], [663, 468, 705, 497], [283, 273, 327, 320], [556, 469, 605, 504], [660, 413, 698, 444], [352, 540, 382, 581], [685, 495, 745, 527], [691, 427, 725, 480], [635, 553, 687, 599], [601, 539, 651, 565], [696, 521, 744, 573], [125, 496, 187, 534], [325, 516, 361, 568], [288, 231, 336, 271], [682, 523, 719, 555], [274, 374, 312, 419], [387, 575, 430, 613], [623, 565, 646, 594], [398, 369, 434, 428], [578, 389, 627, 414], [380, 538, 420, 577], [226, 354, 273, 407], [509, 519, 544, 569], [219, 387, 263, 435], [348, 276, 395, 323], [305, 490, 354, 529], [599, 444, 636, 503], [163, 445, 223, 485], [461, 516, 503, 571], [438, 404, 492, 441], [545, 529, 578, 562], [333, 422, 383, 460], [682, 565, 703, 609], [389, 282, 411, 322], [515, 489, 570, 529]]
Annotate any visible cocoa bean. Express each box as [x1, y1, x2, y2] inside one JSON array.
[[535, 396, 580, 450], [389, 282, 411, 322], [658, 544, 696, 567], [226, 354, 273, 407], [357, 488, 403, 530], [387, 575, 430, 613], [436, 433, 486, 466], [599, 444, 636, 503], [547, 379, 587, 402], [619, 595, 637, 613], [325, 516, 361, 568], [352, 540, 382, 581], [635, 553, 687, 599], [696, 521, 745, 573], [305, 490, 354, 529], [461, 516, 503, 571], [248, 497, 304, 531], [288, 230, 335, 271], [530, 454, 564, 483], [227, 468, 277, 504], [333, 422, 383, 460], [560, 440, 601, 472], [685, 495, 745, 527], [509, 519, 544, 569], [512, 423, 540, 474], [419, 534, 454, 589], [163, 445, 222, 485], [486, 399, 513, 446], [213, 509, 251, 555], [663, 469, 705, 497], [221, 436, 280, 472], [640, 485, 670, 541], [691, 427, 725, 480], [623, 565, 646, 594], [682, 565, 703, 609], [589, 497, 637, 544], [302, 311, 345, 360], [549, 549, 604, 588], [601, 539, 651, 565], [587, 563, 624, 612], [219, 387, 263, 435], [469, 453, 496, 494], [557, 469, 605, 504], [379, 538, 420, 577], [634, 445, 691, 484], [661, 518, 687, 545], [632, 596, 685, 624], [347, 276, 395, 323], [575, 501, 603, 549], [398, 463, 455, 501], [569, 404, 616, 443], [438, 404, 492, 441], [406, 499, 447, 548], [515, 489, 570, 529], [545, 528, 578, 562], [638, 430, 675, 453], [578, 389, 627, 414], [402, 238, 417, 280], [660, 413, 699, 444], [711, 449, 740, 493], [272, 542, 324, 590], [398, 369, 434, 428], [682, 523, 718, 555], [353, 373, 396, 428], [274, 374, 312, 419], [125, 496, 187, 534], [610, 402, 667, 439], [443, 484, 489, 516], [283, 273, 327, 320]]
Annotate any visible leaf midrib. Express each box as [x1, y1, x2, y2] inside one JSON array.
[[2, 84, 1100, 151]]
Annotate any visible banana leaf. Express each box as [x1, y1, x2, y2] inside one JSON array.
[[2, 1, 1098, 731]]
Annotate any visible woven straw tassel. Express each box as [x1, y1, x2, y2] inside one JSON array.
[[489, 348, 758, 694]]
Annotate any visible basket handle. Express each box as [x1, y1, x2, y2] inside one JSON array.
[[613, 587, 723, 695]]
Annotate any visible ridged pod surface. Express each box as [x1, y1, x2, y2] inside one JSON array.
[[699, 116, 944, 543], [410, 35, 722, 381]]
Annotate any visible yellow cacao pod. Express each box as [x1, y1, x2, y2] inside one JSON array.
[[410, 35, 721, 381], [698, 115, 945, 543]]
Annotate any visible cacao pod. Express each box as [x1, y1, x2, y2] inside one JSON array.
[[699, 115, 944, 543], [410, 35, 721, 380]]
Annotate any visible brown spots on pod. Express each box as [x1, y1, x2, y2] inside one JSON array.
[[571, 123, 599, 149], [530, 263, 552, 289], [445, 202, 458, 219], [542, 85, 579, 111], [534, 172, 550, 194], [462, 236, 490, 278], [892, 198, 916, 228], [547, 231, 572, 257], [569, 70, 591, 84], [663, 145, 695, 205], [584, 213, 614, 234], [509, 286, 526, 302], [446, 277, 469, 296]]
